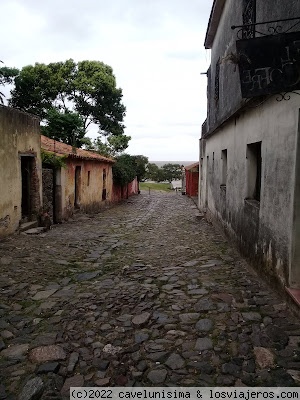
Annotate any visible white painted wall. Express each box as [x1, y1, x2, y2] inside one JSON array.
[[199, 95, 300, 287]]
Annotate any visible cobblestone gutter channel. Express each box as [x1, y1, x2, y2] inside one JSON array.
[[1, 191, 300, 398]]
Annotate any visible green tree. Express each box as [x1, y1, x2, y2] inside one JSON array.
[[8, 59, 127, 151], [112, 154, 137, 187], [146, 163, 160, 181], [0, 61, 19, 104], [91, 133, 131, 157], [132, 155, 149, 182], [146, 163, 180, 182], [41, 108, 86, 147], [161, 163, 182, 183]]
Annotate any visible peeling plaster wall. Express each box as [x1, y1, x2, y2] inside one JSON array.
[[201, 0, 300, 288], [199, 96, 299, 288], [204, 0, 300, 137], [61, 159, 113, 219], [205, 0, 243, 136], [111, 177, 139, 203], [0, 106, 42, 238]]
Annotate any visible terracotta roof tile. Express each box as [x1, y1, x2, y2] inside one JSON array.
[[185, 162, 199, 171], [41, 135, 114, 163]]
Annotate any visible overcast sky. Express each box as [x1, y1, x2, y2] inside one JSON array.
[[1, 0, 213, 161]]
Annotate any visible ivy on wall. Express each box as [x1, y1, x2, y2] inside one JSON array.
[[41, 149, 67, 169]]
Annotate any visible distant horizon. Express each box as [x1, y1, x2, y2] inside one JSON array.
[[149, 160, 198, 167]]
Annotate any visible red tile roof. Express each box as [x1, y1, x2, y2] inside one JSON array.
[[41, 135, 114, 163], [185, 162, 199, 171]]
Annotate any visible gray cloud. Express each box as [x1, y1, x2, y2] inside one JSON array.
[[166, 51, 202, 61], [1, 0, 213, 160]]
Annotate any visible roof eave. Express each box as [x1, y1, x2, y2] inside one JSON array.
[[41, 147, 115, 163], [68, 153, 115, 163], [204, 0, 226, 49]]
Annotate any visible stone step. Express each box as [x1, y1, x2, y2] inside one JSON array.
[[19, 220, 38, 233], [23, 227, 46, 235]]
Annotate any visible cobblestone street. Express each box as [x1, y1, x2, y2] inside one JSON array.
[[1, 190, 300, 398]]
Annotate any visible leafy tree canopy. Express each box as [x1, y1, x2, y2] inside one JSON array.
[[146, 163, 160, 181], [7, 59, 127, 150], [112, 154, 149, 187], [0, 61, 19, 104], [112, 154, 137, 187], [146, 163, 182, 183], [132, 155, 149, 182], [41, 108, 86, 148], [161, 163, 182, 183], [89, 133, 131, 157]]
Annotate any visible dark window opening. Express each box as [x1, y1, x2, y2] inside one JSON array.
[[254, 144, 261, 201], [221, 149, 228, 187], [21, 156, 33, 218], [205, 155, 209, 207], [87, 171, 90, 186], [200, 158, 203, 181], [102, 169, 107, 200], [103, 169, 106, 187], [74, 166, 81, 208], [246, 141, 262, 202]]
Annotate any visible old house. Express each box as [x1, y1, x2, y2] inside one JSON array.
[[185, 162, 199, 197], [199, 0, 300, 299], [0, 106, 42, 238], [41, 135, 114, 222]]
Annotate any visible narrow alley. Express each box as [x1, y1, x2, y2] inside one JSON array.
[[1, 191, 300, 398]]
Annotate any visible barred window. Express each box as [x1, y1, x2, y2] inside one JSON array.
[[242, 0, 256, 39]]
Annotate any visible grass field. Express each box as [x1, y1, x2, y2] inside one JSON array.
[[140, 182, 172, 192]]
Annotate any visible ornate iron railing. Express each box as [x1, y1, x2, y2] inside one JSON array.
[[244, 91, 300, 109], [242, 0, 256, 39], [232, 17, 300, 39]]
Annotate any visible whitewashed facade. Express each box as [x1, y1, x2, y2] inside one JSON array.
[[199, 0, 300, 292]]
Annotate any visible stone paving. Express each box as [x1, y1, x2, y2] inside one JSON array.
[[1, 190, 300, 399]]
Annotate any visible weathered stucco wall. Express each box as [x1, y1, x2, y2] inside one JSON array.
[[61, 159, 113, 219], [199, 96, 299, 288], [128, 177, 138, 196], [0, 106, 42, 237], [112, 177, 139, 203], [205, 0, 243, 135], [205, 0, 300, 137]]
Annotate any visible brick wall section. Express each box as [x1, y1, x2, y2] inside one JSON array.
[[30, 155, 42, 217], [42, 168, 54, 220]]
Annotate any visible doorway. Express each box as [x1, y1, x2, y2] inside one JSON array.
[[74, 166, 81, 208], [205, 155, 209, 208], [21, 156, 34, 220], [102, 168, 107, 201]]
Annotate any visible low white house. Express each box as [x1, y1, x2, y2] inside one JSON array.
[[171, 180, 182, 190]]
